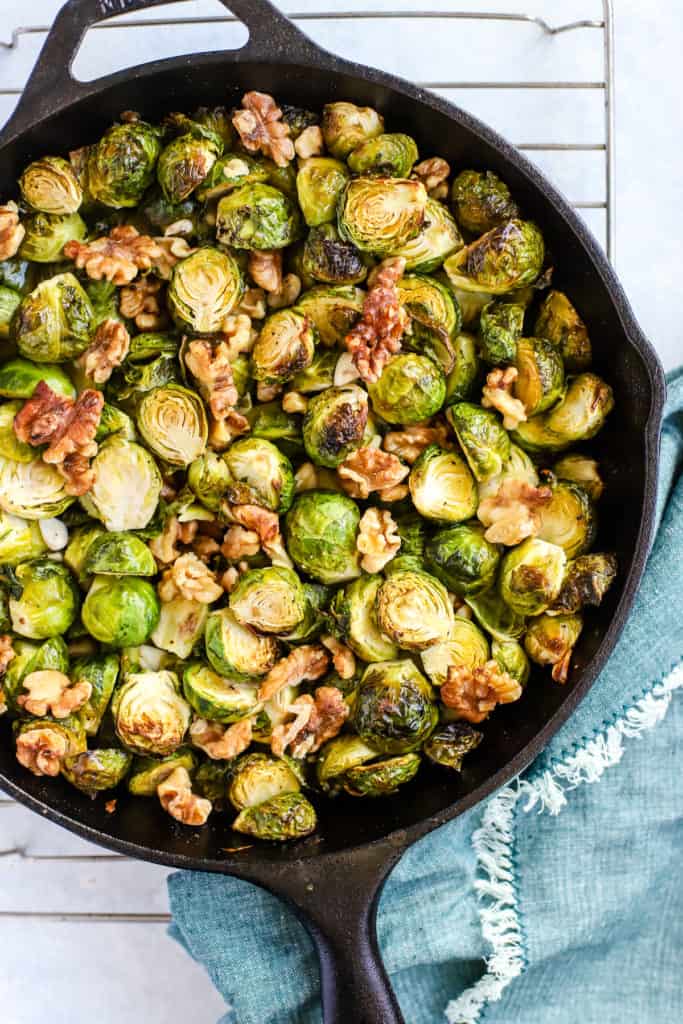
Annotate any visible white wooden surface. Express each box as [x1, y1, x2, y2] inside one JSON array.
[[0, 3, 681, 1022]]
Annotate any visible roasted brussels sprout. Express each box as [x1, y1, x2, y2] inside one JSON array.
[[232, 791, 317, 841], [0, 454, 73, 520], [512, 373, 614, 453], [552, 553, 617, 614], [229, 566, 305, 635], [216, 183, 301, 250], [445, 332, 480, 404], [338, 177, 427, 255], [167, 247, 243, 333], [8, 558, 79, 639], [398, 273, 461, 373], [376, 569, 454, 651], [330, 574, 399, 663], [297, 285, 365, 347], [136, 384, 207, 467], [187, 451, 230, 511], [0, 285, 22, 337], [524, 612, 583, 683], [368, 353, 446, 425], [251, 307, 317, 384], [348, 133, 418, 177], [19, 212, 86, 263], [88, 120, 162, 208], [409, 445, 478, 523], [127, 748, 197, 795], [424, 721, 482, 770], [499, 537, 567, 616], [245, 400, 302, 453], [389, 198, 463, 273], [421, 617, 490, 686], [344, 752, 420, 797], [444, 220, 544, 294], [228, 752, 300, 810], [536, 479, 596, 558], [534, 290, 592, 371], [0, 357, 75, 399], [291, 348, 337, 394], [303, 384, 369, 468], [82, 531, 157, 577], [425, 522, 500, 595], [157, 127, 221, 204], [450, 169, 519, 235], [0, 401, 33, 463], [112, 669, 190, 755], [316, 734, 379, 793], [302, 224, 367, 285], [72, 653, 120, 736], [223, 437, 294, 513], [14, 716, 86, 775], [150, 596, 208, 660], [296, 157, 350, 228], [196, 152, 268, 202], [491, 638, 530, 688], [447, 402, 511, 481], [82, 576, 160, 647], [63, 748, 132, 794], [182, 662, 260, 723], [353, 659, 437, 754], [80, 436, 161, 532], [553, 453, 604, 502], [193, 760, 231, 805], [63, 524, 104, 583], [0, 511, 47, 565], [20, 156, 83, 214], [478, 300, 525, 365], [285, 490, 361, 584], [204, 606, 279, 680], [321, 102, 384, 159], [514, 337, 565, 416], [465, 588, 526, 642], [13, 272, 93, 363], [2, 635, 70, 712]]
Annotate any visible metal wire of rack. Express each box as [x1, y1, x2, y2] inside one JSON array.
[[0, 2, 615, 927]]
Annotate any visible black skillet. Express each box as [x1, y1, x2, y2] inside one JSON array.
[[0, 2, 666, 1021]]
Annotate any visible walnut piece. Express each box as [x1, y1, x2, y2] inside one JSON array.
[[220, 562, 249, 594], [282, 391, 308, 414], [16, 727, 69, 777], [17, 670, 91, 719], [383, 421, 452, 464], [158, 552, 223, 604], [64, 225, 162, 285], [152, 236, 195, 280], [76, 318, 131, 384], [0, 201, 25, 260], [256, 381, 283, 403], [185, 338, 239, 422], [321, 635, 356, 680], [192, 534, 221, 562], [295, 125, 324, 159], [248, 250, 282, 293], [345, 257, 408, 383], [149, 515, 182, 565], [356, 507, 401, 573], [119, 276, 168, 331], [157, 766, 212, 826], [221, 314, 255, 360], [478, 478, 552, 546], [441, 661, 523, 723], [237, 287, 267, 320], [267, 273, 302, 310], [338, 447, 409, 500], [481, 367, 528, 431], [190, 717, 253, 760], [221, 525, 261, 561], [0, 634, 15, 675], [272, 686, 349, 758], [13, 381, 104, 496], [209, 409, 251, 451], [257, 644, 329, 703], [232, 91, 295, 167], [413, 157, 451, 196], [226, 503, 288, 564]]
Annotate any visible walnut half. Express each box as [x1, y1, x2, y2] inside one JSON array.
[[232, 91, 295, 167], [190, 717, 253, 760], [17, 670, 91, 719], [257, 644, 329, 703], [157, 766, 212, 826], [441, 661, 522, 723], [356, 507, 401, 573], [344, 257, 408, 383]]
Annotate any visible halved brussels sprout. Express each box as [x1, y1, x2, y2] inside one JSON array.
[[19, 212, 86, 263], [344, 752, 421, 797], [553, 453, 604, 502], [82, 576, 160, 647], [348, 132, 418, 177], [450, 169, 519, 235], [478, 300, 525, 365], [297, 285, 365, 347], [127, 748, 197, 796], [534, 290, 592, 371], [72, 653, 120, 736], [157, 131, 220, 204], [491, 638, 530, 688], [399, 273, 461, 373], [182, 662, 261, 723], [499, 537, 567, 616], [389, 198, 463, 273], [338, 176, 427, 255], [229, 566, 306, 635], [285, 490, 361, 584], [14, 716, 86, 775], [128, 331, 179, 362], [82, 531, 157, 576], [245, 401, 302, 453], [465, 588, 526, 641], [446, 402, 511, 481], [425, 522, 500, 595], [445, 332, 480, 404], [8, 558, 79, 639], [424, 722, 483, 770], [409, 445, 478, 523], [291, 348, 337, 394], [96, 403, 136, 443], [0, 510, 47, 565], [303, 384, 369, 468], [88, 120, 162, 208], [167, 247, 243, 333], [321, 102, 384, 159], [150, 596, 208, 660], [223, 437, 295, 513], [330, 574, 399, 663], [0, 402, 33, 463], [228, 752, 300, 810], [20, 156, 83, 214], [194, 760, 231, 805], [475, 442, 538, 505], [63, 523, 105, 584], [232, 791, 317, 841], [514, 337, 565, 416], [368, 353, 446, 425], [112, 669, 190, 755], [279, 582, 330, 645], [196, 152, 269, 202], [204, 606, 279, 680], [0, 454, 73, 521], [13, 273, 93, 363], [524, 612, 583, 683], [316, 734, 379, 793], [136, 384, 207, 467], [302, 224, 367, 285], [63, 748, 132, 794], [512, 373, 614, 453], [0, 358, 75, 400], [109, 353, 179, 412], [446, 282, 493, 329], [251, 307, 317, 384], [420, 618, 490, 686], [296, 157, 350, 228], [376, 569, 454, 651], [3, 636, 70, 713], [552, 553, 617, 614], [216, 183, 302, 250], [80, 437, 162, 532], [536, 480, 596, 558], [0, 285, 22, 338], [444, 220, 544, 295], [353, 659, 437, 754]]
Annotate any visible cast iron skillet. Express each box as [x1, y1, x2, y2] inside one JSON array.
[[0, 2, 666, 1020]]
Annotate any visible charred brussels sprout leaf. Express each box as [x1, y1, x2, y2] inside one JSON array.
[[447, 402, 511, 481], [512, 373, 613, 453], [376, 569, 454, 651], [344, 752, 420, 797], [330, 574, 399, 663], [63, 748, 132, 794], [13, 273, 93, 363], [182, 662, 261, 722], [302, 224, 367, 285], [398, 273, 461, 373], [316, 734, 379, 793], [232, 791, 317, 841], [204, 606, 279, 680], [303, 384, 369, 468], [9, 559, 79, 639], [347, 133, 418, 177], [19, 212, 87, 263], [80, 436, 161, 532], [82, 576, 160, 647], [136, 384, 208, 467], [216, 183, 302, 250], [534, 290, 592, 371], [389, 198, 463, 273], [321, 102, 384, 159], [536, 479, 596, 558], [228, 752, 300, 811], [112, 669, 190, 756], [479, 300, 525, 365], [514, 337, 565, 416], [82, 531, 157, 577], [297, 285, 365, 347], [445, 332, 480, 404], [425, 522, 500, 595], [167, 248, 243, 333], [224, 437, 294, 512], [127, 747, 197, 795], [409, 445, 478, 523], [338, 177, 427, 255], [251, 307, 317, 384], [420, 618, 490, 686], [296, 157, 350, 228], [444, 220, 544, 295], [491, 638, 531, 687], [424, 722, 483, 771], [353, 659, 437, 754], [285, 490, 361, 584], [368, 353, 446, 426], [20, 156, 83, 215], [88, 120, 162, 208], [450, 169, 519, 235], [499, 537, 566, 616], [552, 553, 617, 613]]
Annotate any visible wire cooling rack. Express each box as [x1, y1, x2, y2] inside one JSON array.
[[0, 1, 615, 926]]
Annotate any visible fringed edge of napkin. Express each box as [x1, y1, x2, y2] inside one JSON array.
[[445, 657, 683, 1024]]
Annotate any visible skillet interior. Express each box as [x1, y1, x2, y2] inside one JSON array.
[[0, 55, 662, 869]]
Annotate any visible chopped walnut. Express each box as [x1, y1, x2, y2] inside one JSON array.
[[0, 201, 25, 260], [221, 314, 255, 360], [13, 381, 104, 496], [221, 525, 261, 561], [294, 462, 340, 493], [237, 287, 267, 320], [149, 516, 182, 565], [378, 483, 410, 502], [190, 717, 253, 760], [119, 276, 168, 331], [17, 670, 91, 720], [383, 421, 452, 464], [413, 157, 451, 196], [220, 563, 250, 593], [105, 799, 117, 814], [157, 766, 212, 826], [271, 696, 314, 758], [232, 91, 295, 167], [16, 727, 69, 777], [267, 273, 302, 310], [159, 552, 223, 604], [321, 635, 356, 680], [185, 338, 238, 421], [356, 507, 401, 573], [209, 410, 251, 451], [152, 236, 195, 280], [64, 225, 162, 286], [282, 391, 308, 414], [177, 521, 199, 545], [76, 318, 130, 384], [345, 257, 408, 383], [441, 661, 523, 724], [257, 644, 329, 703], [164, 218, 194, 238], [227, 504, 283, 562], [481, 367, 527, 431], [248, 250, 282, 293], [192, 535, 221, 562], [0, 634, 15, 675], [295, 125, 324, 159], [338, 447, 409, 500], [272, 686, 349, 758], [478, 478, 552, 546]]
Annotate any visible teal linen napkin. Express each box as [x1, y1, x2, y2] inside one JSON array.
[[168, 369, 683, 1024]]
